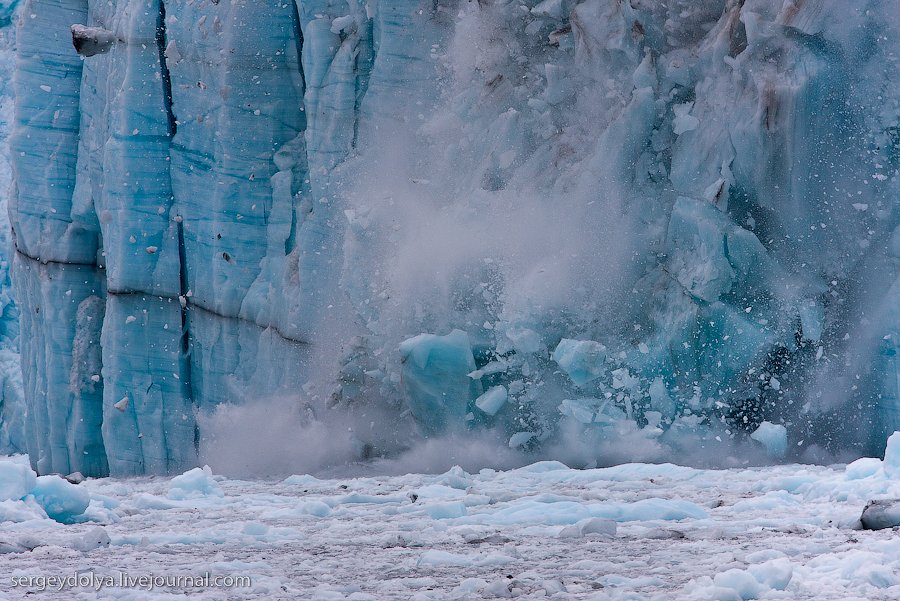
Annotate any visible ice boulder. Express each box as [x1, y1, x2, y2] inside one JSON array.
[[0, 458, 92, 523], [750, 422, 788, 459], [558, 517, 616, 539], [168, 465, 224, 500], [708, 559, 793, 600], [552, 339, 607, 386], [860, 499, 900, 531], [399, 330, 482, 434], [70, 24, 117, 57], [0, 459, 36, 501], [508, 432, 536, 449], [666, 197, 743, 303], [844, 457, 883, 480], [31, 475, 90, 523], [475, 386, 508, 417], [74, 526, 111, 552]]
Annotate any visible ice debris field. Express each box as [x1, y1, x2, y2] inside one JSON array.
[[2, 437, 900, 599]]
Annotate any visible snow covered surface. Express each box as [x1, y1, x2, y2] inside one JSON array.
[[3, 451, 900, 599]]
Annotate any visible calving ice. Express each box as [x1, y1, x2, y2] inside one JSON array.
[[10, 572, 251, 592], [0, 0, 896, 476]]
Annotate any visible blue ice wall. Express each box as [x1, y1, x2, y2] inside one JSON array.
[[0, 0, 23, 456], [4, 0, 899, 474]]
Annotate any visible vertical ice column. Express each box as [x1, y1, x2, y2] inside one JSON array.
[[9, 0, 95, 263], [360, 0, 438, 127], [0, 0, 23, 455], [164, 1, 309, 408], [71, 0, 192, 475], [0, 1, 19, 346], [74, 0, 181, 298], [101, 295, 193, 475], [12, 259, 107, 476], [167, 0, 305, 317], [8, 0, 109, 475], [309, 0, 443, 319], [297, 0, 372, 172]]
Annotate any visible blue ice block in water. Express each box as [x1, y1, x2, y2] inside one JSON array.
[[31, 474, 90, 522], [552, 339, 607, 387], [399, 330, 482, 435]]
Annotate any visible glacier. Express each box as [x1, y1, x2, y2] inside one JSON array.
[[0, 0, 897, 476], [0, 0, 23, 457]]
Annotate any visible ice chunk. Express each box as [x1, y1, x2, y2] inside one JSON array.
[[502, 326, 544, 354], [798, 301, 825, 342], [713, 569, 765, 600], [296, 501, 331, 517], [672, 102, 699, 135], [666, 198, 738, 301], [508, 432, 535, 448], [330, 15, 354, 35], [475, 386, 508, 416], [710, 558, 794, 600], [439, 465, 473, 490], [399, 330, 482, 434], [482, 580, 514, 598], [74, 526, 111, 552], [648, 377, 677, 420], [31, 475, 90, 522], [844, 457, 882, 480], [558, 517, 616, 538], [860, 499, 900, 530], [425, 502, 467, 519], [611, 368, 639, 390], [0, 460, 36, 501], [113, 395, 129, 412], [747, 559, 793, 591], [542, 580, 567, 595], [242, 522, 270, 536], [883, 431, 900, 478], [552, 339, 607, 386], [530, 0, 569, 20], [64, 472, 85, 485], [168, 466, 224, 500], [750, 422, 788, 459], [468, 360, 508, 379], [70, 25, 116, 57], [417, 550, 514, 568]]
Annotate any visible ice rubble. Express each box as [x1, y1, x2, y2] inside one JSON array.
[[0, 0, 897, 474], [0, 455, 91, 523], [4, 451, 900, 597], [167, 464, 223, 500]]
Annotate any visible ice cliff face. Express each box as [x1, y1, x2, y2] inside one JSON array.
[[2, 0, 898, 475], [0, 0, 23, 456]]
